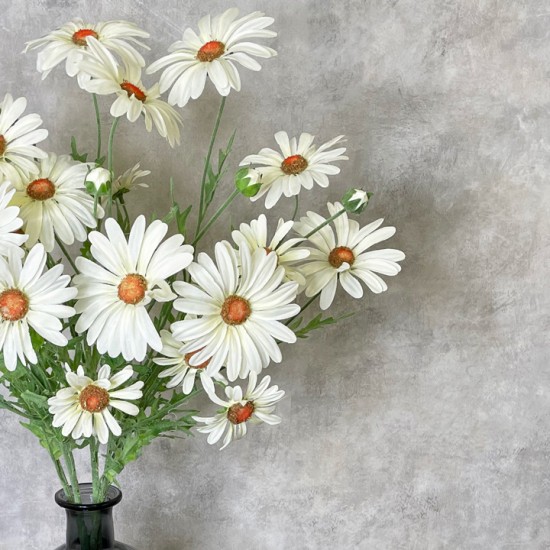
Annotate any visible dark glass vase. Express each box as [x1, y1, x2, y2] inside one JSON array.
[[54, 483, 135, 550]]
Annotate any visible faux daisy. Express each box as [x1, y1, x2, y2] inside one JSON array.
[[81, 38, 183, 147], [155, 329, 225, 394], [194, 372, 284, 450], [231, 214, 310, 289], [147, 8, 276, 107], [48, 365, 143, 445], [112, 163, 150, 195], [0, 94, 48, 182], [240, 132, 348, 209], [73, 215, 194, 361], [25, 19, 149, 84], [295, 202, 405, 310], [0, 244, 76, 371], [9, 153, 102, 253], [171, 241, 299, 382], [0, 181, 27, 258]]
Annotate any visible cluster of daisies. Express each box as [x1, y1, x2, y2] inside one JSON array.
[[0, 9, 404, 452]]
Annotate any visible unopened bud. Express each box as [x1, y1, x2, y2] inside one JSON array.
[[86, 167, 111, 195], [342, 188, 371, 214]]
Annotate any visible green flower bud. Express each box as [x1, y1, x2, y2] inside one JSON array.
[[342, 188, 371, 214], [235, 167, 262, 198]]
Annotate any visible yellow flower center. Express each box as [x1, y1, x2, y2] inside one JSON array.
[[281, 154, 308, 175], [27, 178, 56, 201], [120, 81, 147, 102], [184, 349, 211, 370], [328, 246, 355, 268], [221, 295, 251, 325], [227, 401, 255, 424], [79, 385, 110, 413], [0, 289, 29, 321], [197, 41, 225, 62], [72, 29, 98, 47], [118, 274, 147, 305], [0, 135, 6, 156]]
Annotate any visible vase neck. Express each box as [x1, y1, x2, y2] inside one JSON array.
[[55, 484, 121, 550]]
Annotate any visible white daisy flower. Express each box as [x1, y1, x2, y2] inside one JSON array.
[[194, 372, 284, 450], [155, 329, 225, 394], [240, 132, 348, 209], [9, 153, 102, 253], [80, 38, 183, 147], [295, 202, 405, 310], [0, 181, 27, 258], [112, 163, 150, 195], [147, 8, 276, 107], [0, 244, 77, 371], [171, 241, 299, 382], [24, 19, 150, 84], [48, 364, 143, 445], [231, 214, 310, 290], [73, 215, 194, 362], [0, 94, 48, 181]]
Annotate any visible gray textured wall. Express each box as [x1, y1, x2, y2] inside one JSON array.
[[1, 1, 549, 548]]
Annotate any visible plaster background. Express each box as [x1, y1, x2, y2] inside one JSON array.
[[1, 1, 549, 548]]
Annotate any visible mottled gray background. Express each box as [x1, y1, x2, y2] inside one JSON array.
[[1, 0, 549, 548]]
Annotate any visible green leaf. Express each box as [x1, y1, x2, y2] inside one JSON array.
[[70, 136, 88, 162], [292, 312, 356, 339], [176, 204, 192, 235]]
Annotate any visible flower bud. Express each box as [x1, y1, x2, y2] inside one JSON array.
[[342, 188, 371, 214], [235, 167, 262, 197], [86, 167, 111, 195]]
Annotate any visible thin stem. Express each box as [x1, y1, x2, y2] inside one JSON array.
[[304, 207, 346, 239], [90, 437, 100, 503], [193, 188, 239, 247], [195, 96, 227, 239], [92, 94, 102, 163], [107, 117, 120, 218], [51, 455, 73, 500], [286, 293, 319, 326], [291, 194, 300, 221], [55, 236, 77, 274], [63, 448, 81, 503]]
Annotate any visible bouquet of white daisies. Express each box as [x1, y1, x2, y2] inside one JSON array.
[[0, 9, 404, 504]]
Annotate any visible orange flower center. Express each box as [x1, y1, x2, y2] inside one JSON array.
[[0, 135, 6, 156], [264, 247, 273, 254], [328, 246, 355, 268], [184, 349, 211, 370], [281, 154, 308, 175], [197, 41, 225, 62], [27, 178, 56, 201], [72, 28, 98, 47], [221, 295, 251, 325], [118, 274, 147, 305], [120, 81, 147, 102], [0, 289, 29, 321], [227, 401, 255, 424], [79, 385, 110, 413]]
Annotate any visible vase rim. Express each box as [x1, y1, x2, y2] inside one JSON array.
[[55, 482, 122, 511]]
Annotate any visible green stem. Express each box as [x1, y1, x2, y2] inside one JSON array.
[[193, 188, 239, 247], [291, 194, 300, 221], [286, 293, 319, 326], [93, 94, 102, 163], [304, 207, 346, 239], [107, 117, 120, 218], [51, 455, 73, 501], [195, 96, 227, 238], [90, 438, 100, 503], [63, 448, 81, 504], [55, 237, 77, 274]]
